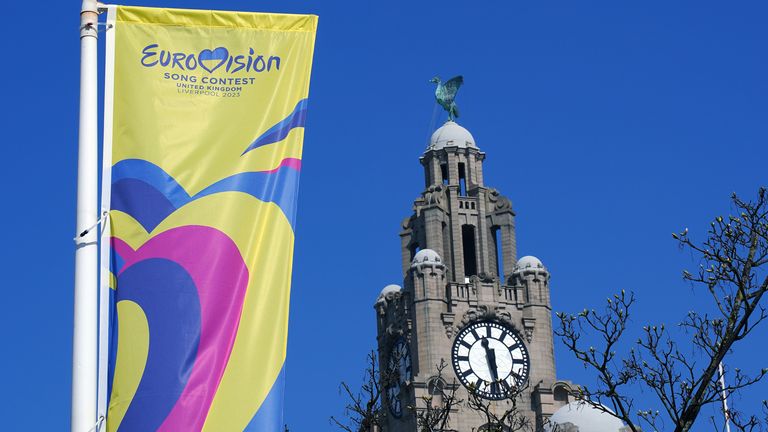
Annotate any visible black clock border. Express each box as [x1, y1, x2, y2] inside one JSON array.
[[450, 320, 531, 401]]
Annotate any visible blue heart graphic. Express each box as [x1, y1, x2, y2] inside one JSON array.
[[198, 47, 229, 73]]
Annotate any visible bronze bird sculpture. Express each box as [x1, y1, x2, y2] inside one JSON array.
[[430, 75, 464, 121]]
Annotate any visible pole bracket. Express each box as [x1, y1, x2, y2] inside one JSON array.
[[74, 211, 109, 243]]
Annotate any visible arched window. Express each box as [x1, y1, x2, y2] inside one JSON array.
[[440, 163, 449, 185], [462, 225, 477, 277]]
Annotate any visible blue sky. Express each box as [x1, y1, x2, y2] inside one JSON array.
[[1, 1, 766, 430]]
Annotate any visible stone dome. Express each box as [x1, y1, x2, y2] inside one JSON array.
[[376, 284, 402, 304], [411, 249, 443, 267], [379, 284, 401, 297], [516, 255, 545, 271], [428, 121, 477, 150], [547, 402, 627, 432]]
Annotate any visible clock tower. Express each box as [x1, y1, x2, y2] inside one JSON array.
[[375, 120, 573, 431]]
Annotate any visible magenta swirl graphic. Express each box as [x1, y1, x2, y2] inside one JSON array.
[[110, 226, 248, 431]]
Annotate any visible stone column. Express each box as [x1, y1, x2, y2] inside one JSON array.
[[501, 219, 516, 280], [475, 188, 491, 276], [448, 187, 464, 282], [423, 208, 445, 260], [410, 261, 446, 383], [429, 154, 442, 186], [400, 222, 413, 276]]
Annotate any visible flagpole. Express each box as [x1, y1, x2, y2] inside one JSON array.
[[719, 362, 731, 432], [72, 0, 99, 431]]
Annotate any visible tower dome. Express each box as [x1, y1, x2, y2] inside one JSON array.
[[411, 249, 443, 267], [516, 255, 545, 271], [428, 121, 477, 150], [378, 284, 402, 298], [547, 402, 628, 432], [375, 284, 402, 305]]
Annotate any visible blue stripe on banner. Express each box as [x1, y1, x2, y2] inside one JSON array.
[[112, 159, 190, 207], [243, 364, 286, 431], [112, 178, 178, 232], [110, 159, 300, 231], [241, 99, 308, 155]]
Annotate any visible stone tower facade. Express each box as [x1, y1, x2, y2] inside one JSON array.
[[375, 121, 572, 431]]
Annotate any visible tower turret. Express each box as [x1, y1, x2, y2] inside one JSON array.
[[421, 120, 483, 189], [407, 249, 446, 395], [401, 120, 517, 285], [511, 256, 560, 419]]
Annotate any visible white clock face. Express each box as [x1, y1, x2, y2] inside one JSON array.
[[386, 337, 412, 417], [451, 321, 530, 400]]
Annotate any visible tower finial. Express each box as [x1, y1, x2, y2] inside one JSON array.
[[430, 75, 464, 121]]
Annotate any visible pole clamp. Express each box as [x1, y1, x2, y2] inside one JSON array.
[[74, 211, 109, 243]]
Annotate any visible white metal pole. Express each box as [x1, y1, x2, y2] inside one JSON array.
[[719, 362, 731, 432], [72, 1, 99, 431]]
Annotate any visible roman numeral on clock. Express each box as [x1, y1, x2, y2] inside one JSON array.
[[500, 379, 511, 393], [475, 378, 485, 391]]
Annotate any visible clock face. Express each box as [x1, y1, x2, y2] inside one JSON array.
[[386, 337, 412, 417], [451, 321, 530, 400]]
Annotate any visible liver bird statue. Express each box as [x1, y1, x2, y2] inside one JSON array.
[[430, 75, 464, 121]]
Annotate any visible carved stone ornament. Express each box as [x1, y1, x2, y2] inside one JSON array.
[[441, 312, 456, 338], [382, 295, 410, 340], [476, 271, 496, 283], [488, 188, 512, 212], [455, 304, 516, 335], [494, 307, 513, 324], [376, 290, 402, 310], [523, 317, 536, 343], [422, 184, 446, 206], [401, 215, 414, 231], [385, 324, 404, 338]]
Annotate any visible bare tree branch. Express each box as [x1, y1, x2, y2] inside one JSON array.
[[555, 187, 768, 432], [465, 381, 533, 432], [331, 351, 385, 432], [554, 290, 641, 432], [410, 359, 462, 432]]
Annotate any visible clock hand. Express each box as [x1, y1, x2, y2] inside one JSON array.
[[481, 338, 499, 382]]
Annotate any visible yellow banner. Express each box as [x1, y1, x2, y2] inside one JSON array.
[[102, 6, 317, 431]]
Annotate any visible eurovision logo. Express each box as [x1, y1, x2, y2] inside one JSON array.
[[141, 44, 281, 74]]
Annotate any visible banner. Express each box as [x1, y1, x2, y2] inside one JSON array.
[[100, 6, 317, 431]]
